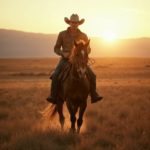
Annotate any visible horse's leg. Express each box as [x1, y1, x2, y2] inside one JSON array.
[[77, 102, 87, 133], [57, 102, 65, 130], [66, 102, 78, 133]]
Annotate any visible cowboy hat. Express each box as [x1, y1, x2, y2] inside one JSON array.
[[64, 14, 85, 25]]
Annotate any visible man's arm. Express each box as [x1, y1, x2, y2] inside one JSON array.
[[54, 32, 63, 56]]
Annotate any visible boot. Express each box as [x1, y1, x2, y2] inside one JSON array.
[[46, 95, 56, 104], [91, 91, 103, 103], [88, 70, 103, 103]]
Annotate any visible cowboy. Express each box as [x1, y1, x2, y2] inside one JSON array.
[[47, 14, 103, 104]]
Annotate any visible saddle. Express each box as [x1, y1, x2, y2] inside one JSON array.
[[50, 63, 72, 82]]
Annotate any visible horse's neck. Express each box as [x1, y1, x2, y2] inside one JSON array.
[[69, 63, 87, 82], [69, 64, 79, 80]]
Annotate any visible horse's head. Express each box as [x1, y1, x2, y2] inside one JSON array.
[[69, 40, 90, 78]]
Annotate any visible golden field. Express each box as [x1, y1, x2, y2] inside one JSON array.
[[0, 57, 150, 150]]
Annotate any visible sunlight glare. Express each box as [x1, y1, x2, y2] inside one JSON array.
[[102, 31, 118, 42]]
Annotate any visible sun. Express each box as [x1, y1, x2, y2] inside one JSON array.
[[101, 31, 118, 42]]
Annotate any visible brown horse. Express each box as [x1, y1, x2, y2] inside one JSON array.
[[49, 40, 90, 133]]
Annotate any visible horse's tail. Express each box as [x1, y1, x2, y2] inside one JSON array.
[[41, 104, 57, 120], [50, 104, 57, 118]]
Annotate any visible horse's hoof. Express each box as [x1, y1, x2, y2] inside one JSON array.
[[77, 128, 80, 134], [61, 126, 64, 131], [69, 128, 76, 133]]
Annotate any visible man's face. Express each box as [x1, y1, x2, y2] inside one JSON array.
[[70, 21, 79, 29]]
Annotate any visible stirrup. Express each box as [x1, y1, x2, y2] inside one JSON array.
[[91, 96, 103, 103]]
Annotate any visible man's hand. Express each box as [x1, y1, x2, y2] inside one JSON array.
[[62, 52, 70, 58]]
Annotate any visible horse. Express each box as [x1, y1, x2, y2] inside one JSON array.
[[48, 40, 90, 133]]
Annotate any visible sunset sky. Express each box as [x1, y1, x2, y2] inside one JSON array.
[[0, 0, 150, 39]]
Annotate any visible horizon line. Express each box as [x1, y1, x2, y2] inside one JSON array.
[[0, 28, 150, 40], [0, 56, 150, 59]]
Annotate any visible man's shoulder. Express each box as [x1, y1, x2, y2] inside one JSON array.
[[77, 29, 87, 36], [78, 30, 88, 39], [59, 30, 68, 35], [81, 32, 88, 37]]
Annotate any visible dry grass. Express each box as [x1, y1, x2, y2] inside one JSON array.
[[0, 57, 150, 150]]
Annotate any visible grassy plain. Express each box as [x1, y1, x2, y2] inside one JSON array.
[[0, 57, 150, 150]]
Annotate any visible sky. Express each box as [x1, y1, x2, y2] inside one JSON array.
[[0, 0, 150, 39]]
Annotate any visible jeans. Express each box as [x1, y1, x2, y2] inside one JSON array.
[[51, 58, 69, 98]]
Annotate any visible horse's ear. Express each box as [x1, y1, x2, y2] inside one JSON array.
[[85, 39, 90, 47], [74, 40, 78, 47]]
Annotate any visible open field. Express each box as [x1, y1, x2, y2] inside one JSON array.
[[0, 57, 150, 150]]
